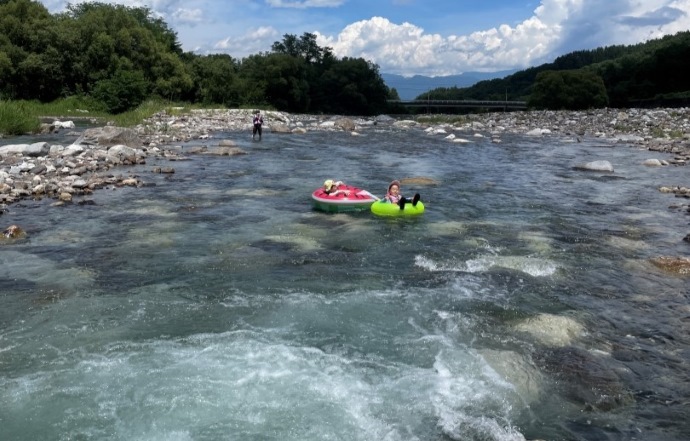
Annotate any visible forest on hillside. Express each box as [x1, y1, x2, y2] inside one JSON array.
[[2, 0, 689, 114], [421, 31, 690, 111], [0, 0, 391, 115]]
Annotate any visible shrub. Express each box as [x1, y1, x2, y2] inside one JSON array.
[[92, 69, 149, 114]]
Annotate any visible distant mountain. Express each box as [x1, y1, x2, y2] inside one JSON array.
[[382, 71, 516, 100]]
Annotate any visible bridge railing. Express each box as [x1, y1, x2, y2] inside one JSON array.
[[388, 99, 527, 109]]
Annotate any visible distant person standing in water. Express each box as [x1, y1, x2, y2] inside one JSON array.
[[252, 110, 264, 141]]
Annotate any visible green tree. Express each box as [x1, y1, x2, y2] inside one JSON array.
[[272, 32, 325, 64], [529, 70, 608, 110], [92, 68, 148, 113], [188, 53, 240, 105], [0, 50, 13, 98], [315, 57, 388, 115], [238, 53, 310, 112], [62, 2, 189, 104]]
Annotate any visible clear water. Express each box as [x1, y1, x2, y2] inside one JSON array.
[[1, 128, 689, 441]]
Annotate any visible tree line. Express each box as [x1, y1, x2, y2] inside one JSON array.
[[421, 31, 690, 110], [0, 0, 391, 115]]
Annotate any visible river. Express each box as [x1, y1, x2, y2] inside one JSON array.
[[1, 126, 688, 441]]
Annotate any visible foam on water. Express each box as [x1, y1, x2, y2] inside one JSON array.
[[415, 254, 559, 277], [1, 327, 529, 441]]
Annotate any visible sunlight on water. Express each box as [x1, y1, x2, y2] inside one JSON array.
[[2, 128, 689, 440]]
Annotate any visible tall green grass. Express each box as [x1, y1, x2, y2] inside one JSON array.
[[0, 98, 216, 136], [0, 101, 41, 136], [1, 98, 270, 137]]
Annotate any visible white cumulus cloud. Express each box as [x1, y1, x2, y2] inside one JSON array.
[[316, 0, 690, 76], [36, 0, 690, 75], [214, 26, 280, 55]]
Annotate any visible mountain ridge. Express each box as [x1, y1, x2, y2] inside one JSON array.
[[381, 70, 516, 100]]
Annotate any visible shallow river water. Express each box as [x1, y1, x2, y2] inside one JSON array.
[[1, 126, 689, 441]]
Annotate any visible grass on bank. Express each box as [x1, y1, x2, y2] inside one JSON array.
[[0, 100, 42, 136], [416, 114, 470, 125], [0, 98, 267, 137]]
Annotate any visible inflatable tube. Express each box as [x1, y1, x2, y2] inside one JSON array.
[[371, 200, 425, 217], [312, 185, 378, 213]]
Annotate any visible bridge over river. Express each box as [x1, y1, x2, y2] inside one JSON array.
[[387, 99, 527, 110]]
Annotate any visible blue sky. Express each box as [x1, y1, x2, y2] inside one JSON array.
[[39, 0, 690, 76]]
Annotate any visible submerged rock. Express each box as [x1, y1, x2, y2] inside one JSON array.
[[537, 346, 634, 411], [515, 313, 585, 347], [480, 349, 544, 404], [649, 256, 690, 275], [1, 224, 26, 240], [573, 160, 614, 172]]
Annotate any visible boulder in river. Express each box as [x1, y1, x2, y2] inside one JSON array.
[[573, 160, 614, 172]]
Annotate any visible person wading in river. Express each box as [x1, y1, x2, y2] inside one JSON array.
[[252, 110, 264, 141]]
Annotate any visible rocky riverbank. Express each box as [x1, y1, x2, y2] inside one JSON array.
[[1, 107, 689, 206]]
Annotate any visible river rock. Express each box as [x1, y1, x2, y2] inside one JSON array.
[[642, 158, 664, 166], [574, 160, 614, 172], [515, 313, 584, 347], [82, 126, 142, 147], [1, 224, 26, 239], [204, 147, 247, 156], [0, 142, 51, 157], [537, 346, 634, 411], [334, 118, 356, 131], [62, 144, 86, 157], [401, 177, 439, 186], [53, 120, 75, 129], [270, 123, 292, 133], [107, 145, 137, 163], [649, 256, 690, 275], [480, 349, 543, 404]]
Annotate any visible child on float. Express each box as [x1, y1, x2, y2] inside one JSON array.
[[384, 180, 420, 210], [323, 179, 351, 196]]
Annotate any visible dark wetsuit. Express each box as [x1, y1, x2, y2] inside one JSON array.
[[252, 115, 263, 139]]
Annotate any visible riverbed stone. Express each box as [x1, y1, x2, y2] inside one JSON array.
[[643, 158, 664, 166], [107, 145, 137, 163], [537, 346, 634, 411], [649, 256, 690, 275], [1, 224, 26, 239], [0, 142, 51, 157], [82, 126, 142, 147], [480, 349, 544, 404], [574, 160, 614, 172], [515, 313, 585, 347], [270, 123, 292, 133]]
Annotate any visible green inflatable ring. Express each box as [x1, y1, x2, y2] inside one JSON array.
[[371, 200, 425, 217]]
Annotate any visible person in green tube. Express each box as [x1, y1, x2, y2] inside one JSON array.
[[383, 180, 420, 210]]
